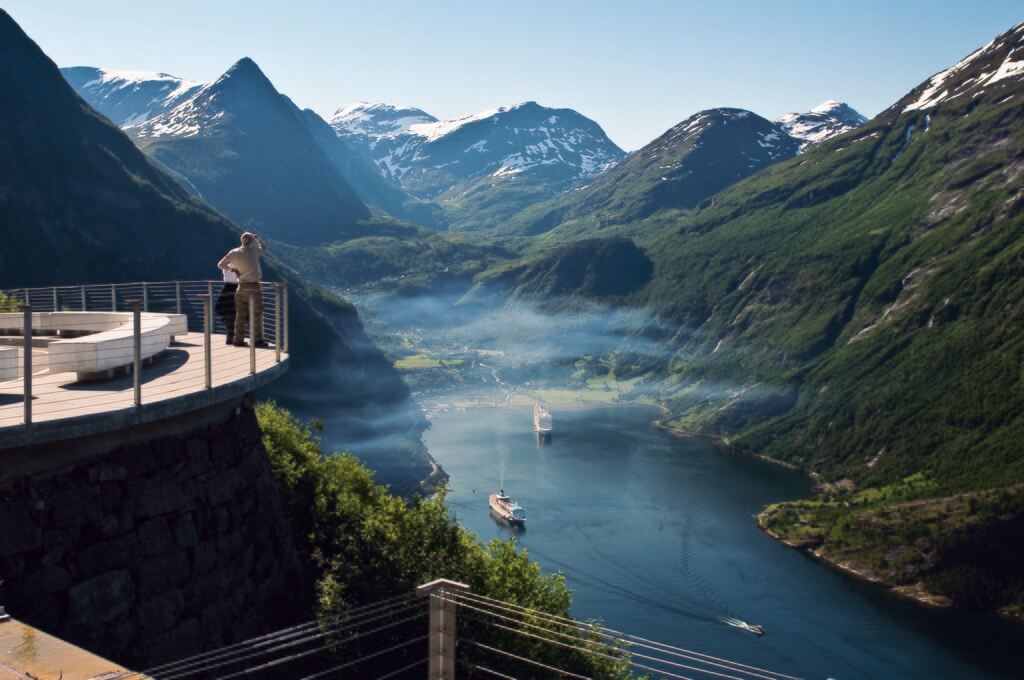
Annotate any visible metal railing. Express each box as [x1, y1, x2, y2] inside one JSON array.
[[0, 280, 288, 428]]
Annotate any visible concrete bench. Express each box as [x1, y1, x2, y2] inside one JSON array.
[[0, 347, 16, 380], [0, 312, 187, 380]]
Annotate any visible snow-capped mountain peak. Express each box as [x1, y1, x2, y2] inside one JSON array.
[[60, 66, 205, 127], [331, 100, 625, 194], [130, 57, 305, 140], [329, 101, 437, 142], [776, 100, 868, 149]]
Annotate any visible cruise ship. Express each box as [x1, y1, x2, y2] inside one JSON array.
[[489, 489, 526, 524], [533, 402, 553, 436]]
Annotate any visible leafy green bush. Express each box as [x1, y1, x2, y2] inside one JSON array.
[[0, 291, 21, 312]]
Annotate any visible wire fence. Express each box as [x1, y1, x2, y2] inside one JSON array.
[[0, 281, 288, 428], [100, 580, 802, 680]]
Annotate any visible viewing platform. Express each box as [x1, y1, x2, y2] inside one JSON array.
[[0, 281, 289, 451], [1, 614, 129, 680]]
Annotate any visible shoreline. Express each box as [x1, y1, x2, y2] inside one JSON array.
[[756, 511, 1024, 623], [754, 511, 953, 609]]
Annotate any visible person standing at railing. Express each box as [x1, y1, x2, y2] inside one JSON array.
[[217, 232, 269, 348], [215, 267, 239, 345]]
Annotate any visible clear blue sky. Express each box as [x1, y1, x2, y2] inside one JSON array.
[[7, 0, 1022, 149]]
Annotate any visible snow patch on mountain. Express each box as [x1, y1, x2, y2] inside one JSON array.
[[330, 100, 625, 193], [901, 29, 1024, 113], [985, 49, 1024, 85], [329, 102, 436, 143], [776, 100, 868, 149], [61, 66, 206, 128], [407, 106, 504, 141]]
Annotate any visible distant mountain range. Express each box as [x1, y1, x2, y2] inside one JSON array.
[[504, 107, 802, 236], [331, 100, 624, 191], [62, 62, 444, 239], [330, 100, 627, 231], [63, 63, 866, 238]]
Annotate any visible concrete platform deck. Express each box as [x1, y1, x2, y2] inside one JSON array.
[[0, 332, 287, 449], [0, 616, 132, 679]]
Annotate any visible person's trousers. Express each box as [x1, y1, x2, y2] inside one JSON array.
[[234, 282, 264, 343], [216, 282, 238, 341]]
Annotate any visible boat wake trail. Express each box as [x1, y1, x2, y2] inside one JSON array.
[[675, 503, 747, 628]]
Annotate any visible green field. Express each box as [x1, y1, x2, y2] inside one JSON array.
[[393, 355, 465, 370]]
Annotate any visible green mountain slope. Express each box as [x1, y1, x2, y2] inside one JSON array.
[[630, 25, 1024, 487]]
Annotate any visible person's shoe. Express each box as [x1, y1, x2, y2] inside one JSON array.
[[225, 336, 235, 345], [232, 341, 247, 347], [253, 340, 270, 348]]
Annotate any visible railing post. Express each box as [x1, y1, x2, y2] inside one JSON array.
[[417, 579, 470, 680], [207, 281, 214, 332], [204, 295, 212, 390], [111, 284, 117, 312], [274, 284, 281, 363], [80, 285, 87, 311], [22, 305, 32, 426], [175, 281, 182, 315], [52, 287, 58, 312], [142, 283, 149, 312], [283, 282, 289, 354], [22, 289, 29, 309], [132, 302, 141, 409], [249, 293, 256, 375]]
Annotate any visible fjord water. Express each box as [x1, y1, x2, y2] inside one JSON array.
[[424, 404, 1019, 680]]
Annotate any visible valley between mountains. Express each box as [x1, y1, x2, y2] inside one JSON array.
[[60, 18, 1024, 619]]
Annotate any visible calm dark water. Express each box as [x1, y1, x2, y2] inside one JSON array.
[[423, 404, 1022, 680]]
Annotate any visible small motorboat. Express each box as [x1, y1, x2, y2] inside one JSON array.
[[724, 618, 764, 636]]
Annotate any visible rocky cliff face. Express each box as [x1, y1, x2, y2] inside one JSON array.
[[0, 398, 301, 667]]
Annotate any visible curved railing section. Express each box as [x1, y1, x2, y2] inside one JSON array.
[[0, 280, 289, 438]]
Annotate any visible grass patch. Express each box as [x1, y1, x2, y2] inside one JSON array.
[[533, 388, 620, 406], [394, 355, 465, 370]]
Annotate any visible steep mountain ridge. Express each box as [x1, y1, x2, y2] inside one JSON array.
[[126, 58, 370, 245], [776, 99, 868, 149]]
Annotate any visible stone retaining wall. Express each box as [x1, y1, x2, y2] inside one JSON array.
[[0, 398, 301, 667]]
